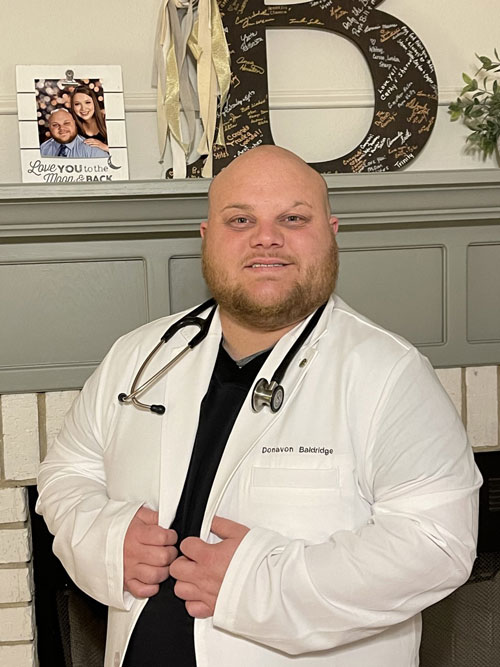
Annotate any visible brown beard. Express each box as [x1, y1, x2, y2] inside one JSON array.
[[201, 235, 339, 331]]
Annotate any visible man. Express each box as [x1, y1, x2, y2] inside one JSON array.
[[37, 146, 481, 667], [40, 108, 108, 158]]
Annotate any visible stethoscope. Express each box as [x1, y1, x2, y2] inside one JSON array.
[[118, 298, 326, 415]]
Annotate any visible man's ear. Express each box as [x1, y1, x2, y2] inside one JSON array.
[[330, 216, 339, 235], [200, 221, 208, 238]]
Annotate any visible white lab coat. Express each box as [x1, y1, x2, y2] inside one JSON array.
[[37, 296, 481, 667]]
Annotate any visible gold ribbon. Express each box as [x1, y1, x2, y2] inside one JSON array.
[[153, 0, 231, 177], [153, 0, 193, 165]]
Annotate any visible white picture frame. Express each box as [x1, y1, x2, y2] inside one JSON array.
[[16, 65, 129, 183]]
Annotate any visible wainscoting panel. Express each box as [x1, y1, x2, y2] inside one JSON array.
[[337, 245, 444, 346], [1, 169, 499, 392], [467, 243, 500, 343], [0, 258, 147, 364]]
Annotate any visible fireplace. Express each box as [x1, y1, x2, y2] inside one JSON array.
[[27, 486, 107, 667], [0, 171, 499, 665], [419, 451, 500, 667]]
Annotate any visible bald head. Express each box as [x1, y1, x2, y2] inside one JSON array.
[[208, 145, 331, 218]]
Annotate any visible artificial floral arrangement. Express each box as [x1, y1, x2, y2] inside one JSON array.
[[449, 51, 500, 158]]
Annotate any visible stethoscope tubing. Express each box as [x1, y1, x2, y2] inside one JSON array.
[[271, 302, 327, 385], [118, 299, 216, 413], [126, 345, 191, 406], [118, 298, 327, 415]]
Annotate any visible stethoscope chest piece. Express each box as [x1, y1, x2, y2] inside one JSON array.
[[250, 301, 328, 414], [252, 378, 285, 413]]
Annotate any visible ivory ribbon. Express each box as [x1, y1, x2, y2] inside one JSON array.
[[153, 0, 231, 178]]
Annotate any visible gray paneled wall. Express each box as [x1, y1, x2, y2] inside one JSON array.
[[1, 170, 499, 393]]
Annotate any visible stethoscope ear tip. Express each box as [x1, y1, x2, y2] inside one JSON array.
[[150, 404, 166, 415], [118, 393, 127, 403]]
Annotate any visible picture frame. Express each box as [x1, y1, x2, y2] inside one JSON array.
[[16, 65, 129, 183]]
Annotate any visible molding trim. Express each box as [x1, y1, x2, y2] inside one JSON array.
[[0, 87, 462, 116], [1, 170, 499, 239]]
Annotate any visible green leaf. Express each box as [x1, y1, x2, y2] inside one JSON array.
[[462, 72, 472, 84], [461, 79, 478, 95], [478, 55, 492, 68]]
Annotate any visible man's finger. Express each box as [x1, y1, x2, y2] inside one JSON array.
[[174, 579, 201, 601], [137, 544, 178, 568], [133, 563, 170, 586], [140, 525, 178, 547], [126, 579, 160, 599], [170, 553, 199, 580], [210, 515, 249, 540], [178, 536, 207, 562], [136, 506, 159, 525], [185, 600, 213, 619]]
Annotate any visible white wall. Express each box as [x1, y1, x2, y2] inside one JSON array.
[[0, 0, 499, 183]]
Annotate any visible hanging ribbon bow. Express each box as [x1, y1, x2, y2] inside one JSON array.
[[153, 0, 231, 178]]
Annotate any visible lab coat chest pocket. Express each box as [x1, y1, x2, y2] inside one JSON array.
[[227, 450, 360, 540], [250, 448, 355, 494]]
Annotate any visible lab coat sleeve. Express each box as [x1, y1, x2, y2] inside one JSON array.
[[213, 350, 481, 654], [36, 349, 143, 610]]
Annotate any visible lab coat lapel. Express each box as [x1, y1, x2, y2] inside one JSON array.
[[158, 310, 222, 528], [201, 303, 331, 539]]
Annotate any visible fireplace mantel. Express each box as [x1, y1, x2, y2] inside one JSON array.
[[1, 169, 500, 235], [1, 169, 500, 393]]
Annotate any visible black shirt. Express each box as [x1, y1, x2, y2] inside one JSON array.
[[123, 343, 270, 666]]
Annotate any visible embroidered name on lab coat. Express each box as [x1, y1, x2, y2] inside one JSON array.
[[261, 446, 334, 456]]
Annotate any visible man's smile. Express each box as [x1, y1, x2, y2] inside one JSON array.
[[244, 258, 292, 270]]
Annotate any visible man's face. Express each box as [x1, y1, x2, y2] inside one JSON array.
[[48, 111, 77, 144], [201, 146, 339, 331]]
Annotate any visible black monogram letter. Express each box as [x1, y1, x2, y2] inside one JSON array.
[[182, 0, 437, 176]]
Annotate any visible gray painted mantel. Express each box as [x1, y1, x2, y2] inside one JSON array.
[[1, 169, 500, 393]]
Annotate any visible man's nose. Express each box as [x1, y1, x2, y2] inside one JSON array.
[[249, 220, 284, 248]]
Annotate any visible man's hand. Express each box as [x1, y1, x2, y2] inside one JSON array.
[[123, 506, 178, 598], [170, 516, 249, 618]]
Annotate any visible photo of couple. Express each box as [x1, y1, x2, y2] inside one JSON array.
[[37, 81, 109, 159]]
